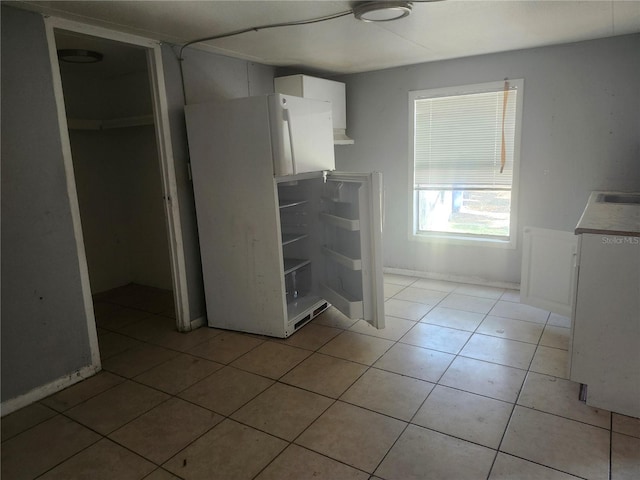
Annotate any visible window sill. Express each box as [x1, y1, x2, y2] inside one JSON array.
[[410, 232, 517, 249]]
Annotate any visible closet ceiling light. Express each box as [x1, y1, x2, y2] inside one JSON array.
[[57, 49, 103, 64], [353, 1, 413, 22]]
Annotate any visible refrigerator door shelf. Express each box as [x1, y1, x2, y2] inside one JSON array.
[[322, 171, 385, 329]]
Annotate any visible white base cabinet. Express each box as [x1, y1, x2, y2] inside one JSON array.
[[522, 226, 640, 417], [570, 234, 640, 417]]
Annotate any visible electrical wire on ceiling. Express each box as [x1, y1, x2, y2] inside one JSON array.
[[177, 9, 352, 61], [174, 9, 352, 101]]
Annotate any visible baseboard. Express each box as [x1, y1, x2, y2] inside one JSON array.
[[190, 315, 206, 330], [383, 267, 520, 291], [1, 363, 100, 417]]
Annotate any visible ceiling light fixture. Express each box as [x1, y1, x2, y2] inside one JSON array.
[[57, 49, 103, 64], [353, 1, 413, 22]]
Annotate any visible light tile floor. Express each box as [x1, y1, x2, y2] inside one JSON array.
[[2, 277, 640, 480]]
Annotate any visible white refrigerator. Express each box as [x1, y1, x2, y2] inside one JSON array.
[[185, 93, 384, 338]]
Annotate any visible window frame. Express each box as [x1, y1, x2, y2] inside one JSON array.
[[408, 79, 524, 249]]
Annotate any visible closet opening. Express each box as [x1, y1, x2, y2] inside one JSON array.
[[50, 26, 188, 363]]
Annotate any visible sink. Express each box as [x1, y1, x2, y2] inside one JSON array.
[[596, 193, 640, 205]]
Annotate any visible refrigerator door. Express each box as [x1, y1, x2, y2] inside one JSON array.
[[269, 94, 335, 177], [320, 171, 385, 328]]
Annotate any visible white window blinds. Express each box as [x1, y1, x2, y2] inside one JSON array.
[[413, 85, 517, 189]]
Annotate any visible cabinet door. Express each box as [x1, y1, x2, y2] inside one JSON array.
[[320, 172, 385, 328], [520, 227, 578, 317]]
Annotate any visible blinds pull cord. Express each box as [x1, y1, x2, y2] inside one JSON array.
[[500, 79, 510, 174]]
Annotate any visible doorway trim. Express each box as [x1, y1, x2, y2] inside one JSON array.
[[44, 16, 192, 359]]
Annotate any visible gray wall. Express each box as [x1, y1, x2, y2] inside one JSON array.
[[335, 34, 640, 284], [1, 7, 93, 402], [1, 5, 276, 405], [160, 44, 275, 321]]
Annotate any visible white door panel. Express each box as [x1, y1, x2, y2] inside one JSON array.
[[521, 227, 578, 317]]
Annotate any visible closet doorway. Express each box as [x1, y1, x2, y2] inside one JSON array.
[[46, 19, 191, 367]]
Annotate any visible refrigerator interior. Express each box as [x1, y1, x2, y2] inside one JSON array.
[[278, 175, 370, 334]]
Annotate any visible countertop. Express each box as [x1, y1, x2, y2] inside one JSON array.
[[575, 191, 640, 236]]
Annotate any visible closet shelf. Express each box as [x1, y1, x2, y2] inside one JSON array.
[[279, 199, 308, 209], [67, 114, 154, 131]]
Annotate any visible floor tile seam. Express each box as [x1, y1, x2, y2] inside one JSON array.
[[451, 289, 507, 301], [492, 387, 522, 468], [228, 391, 339, 445], [315, 344, 395, 368], [65, 390, 176, 440], [455, 348, 537, 371], [333, 394, 417, 424], [425, 383, 516, 408], [371, 421, 502, 479], [257, 443, 374, 480], [608, 412, 614, 480], [380, 313, 420, 323], [145, 328, 228, 353], [611, 429, 640, 440], [129, 365, 223, 398], [405, 375, 440, 426], [491, 451, 590, 480], [1, 405, 60, 443], [511, 404, 614, 433], [466, 330, 546, 348], [403, 421, 502, 459], [149, 416, 237, 471], [26, 431, 105, 480], [101, 324, 182, 353], [395, 338, 469, 357], [183, 334, 268, 366], [533, 342, 572, 354], [365, 417, 413, 478], [480, 312, 550, 325], [342, 325, 411, 343], [226, 342, 314, 380], [370, 362, 451, 385], [484, 449, 501, 480], [417, 318, 486, 334], [102, 348, 183, 381], [446, 351, 531, 373], [425, 302, 495, 316], [39, 372, 129, 416], [434, 356, 526, 405]]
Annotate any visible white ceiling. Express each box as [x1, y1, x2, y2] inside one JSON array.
[[10, 0, 640, 75]]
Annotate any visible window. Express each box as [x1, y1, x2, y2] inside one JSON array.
[[409, 79, 523, 247]]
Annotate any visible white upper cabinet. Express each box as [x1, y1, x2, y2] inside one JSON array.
[[275, 74, 354, 145]]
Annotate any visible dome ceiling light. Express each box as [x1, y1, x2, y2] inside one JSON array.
[[57, 49, 103, 64], [353, 1, 413, 22]]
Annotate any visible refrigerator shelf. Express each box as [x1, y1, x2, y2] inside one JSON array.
[[319, 212, 360, 231], [320, 283, 363, 319], [321, 246, 362, 270], [283, 258, 311, 275], [282, 233, 309, 246], [279, 199, 308, 209]]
